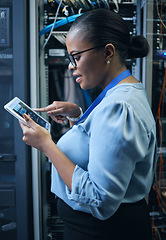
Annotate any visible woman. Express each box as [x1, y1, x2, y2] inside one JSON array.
[[20, 8, 157, 240]]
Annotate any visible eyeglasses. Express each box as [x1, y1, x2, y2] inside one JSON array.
[[68, 45, 104, 68]]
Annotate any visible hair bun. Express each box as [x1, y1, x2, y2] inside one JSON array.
[[128, 35, 149, 59]]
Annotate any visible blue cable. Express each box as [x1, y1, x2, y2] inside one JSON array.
[[54, 0, 64, 8], [39, 14, 82, 37]]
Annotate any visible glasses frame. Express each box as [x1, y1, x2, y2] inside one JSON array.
[[68, 45, 105, 68]]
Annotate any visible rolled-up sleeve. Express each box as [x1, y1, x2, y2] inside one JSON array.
[[66, 102, 152, 220]]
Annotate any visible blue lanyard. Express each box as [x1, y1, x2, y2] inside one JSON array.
[[75, 69, 131, 125]]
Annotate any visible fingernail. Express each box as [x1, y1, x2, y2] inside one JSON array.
[[47, 111, 53, 116], [23, 114, 28, 120]]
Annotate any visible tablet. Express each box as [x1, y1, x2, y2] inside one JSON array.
[[4, 97, 51, 131]]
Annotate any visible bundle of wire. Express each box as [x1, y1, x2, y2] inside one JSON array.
[[39, 13, 81, 37], [152, 1, 166, 239], [39, 0, 82, 52], [54, 0, 111, 10]]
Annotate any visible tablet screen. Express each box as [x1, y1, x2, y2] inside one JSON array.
[[10, 100, 49, 129]]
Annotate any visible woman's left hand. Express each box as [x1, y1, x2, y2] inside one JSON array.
[[19, 113, 52, 152]]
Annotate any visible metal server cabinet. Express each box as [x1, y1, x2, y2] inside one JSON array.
[[33, 1, 144, 240], [0, 0, 33, 240], [142, 0, 166, 239], [27, 0, 166, 239]]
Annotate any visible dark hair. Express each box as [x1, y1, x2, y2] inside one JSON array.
[[69, 8, 149, 64]]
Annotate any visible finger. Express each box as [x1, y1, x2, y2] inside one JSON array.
[[33, 107, 48, 112], [33, 103, 57, 112], [23, 113, 37, 130], [56, 119, 68, 125], [19, 120, 27, 131], [47, 108, 65, 117]]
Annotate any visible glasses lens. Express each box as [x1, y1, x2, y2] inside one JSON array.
[[68, 55, 76, 67]]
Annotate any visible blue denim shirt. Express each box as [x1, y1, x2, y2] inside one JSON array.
[[51, 83, 157, 220]]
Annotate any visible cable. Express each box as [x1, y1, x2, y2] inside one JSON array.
[[152, 222, 162, 240], [80, 0, 91, 10], [113, 0, 119, 13], [54, 0, 65, 8], [39, 13, 82, 37], [156, 0, 166, 30], [102, 0, 110, 9], [154, 67, 166, 215], [96, 0, 101, 7], [41, 0, 63, 53], [152, 0, 166, 222], [86, 0, 96, 9]]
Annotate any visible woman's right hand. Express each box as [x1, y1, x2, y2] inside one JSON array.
[[34, 101, 82, 124]]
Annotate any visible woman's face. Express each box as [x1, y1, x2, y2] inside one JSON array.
[[66, 29, 109, 90]]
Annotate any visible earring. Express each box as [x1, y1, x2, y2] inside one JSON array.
[[107, 60, 110, 64]]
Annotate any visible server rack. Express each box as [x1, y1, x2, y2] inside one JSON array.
[[35, 1, 144, 240], [145, 0, 166, 239], [0, 0, 33, 240], [28, 0, 166, 239]]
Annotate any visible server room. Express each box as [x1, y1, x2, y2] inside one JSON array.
[[0, 0, 166, 240]]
